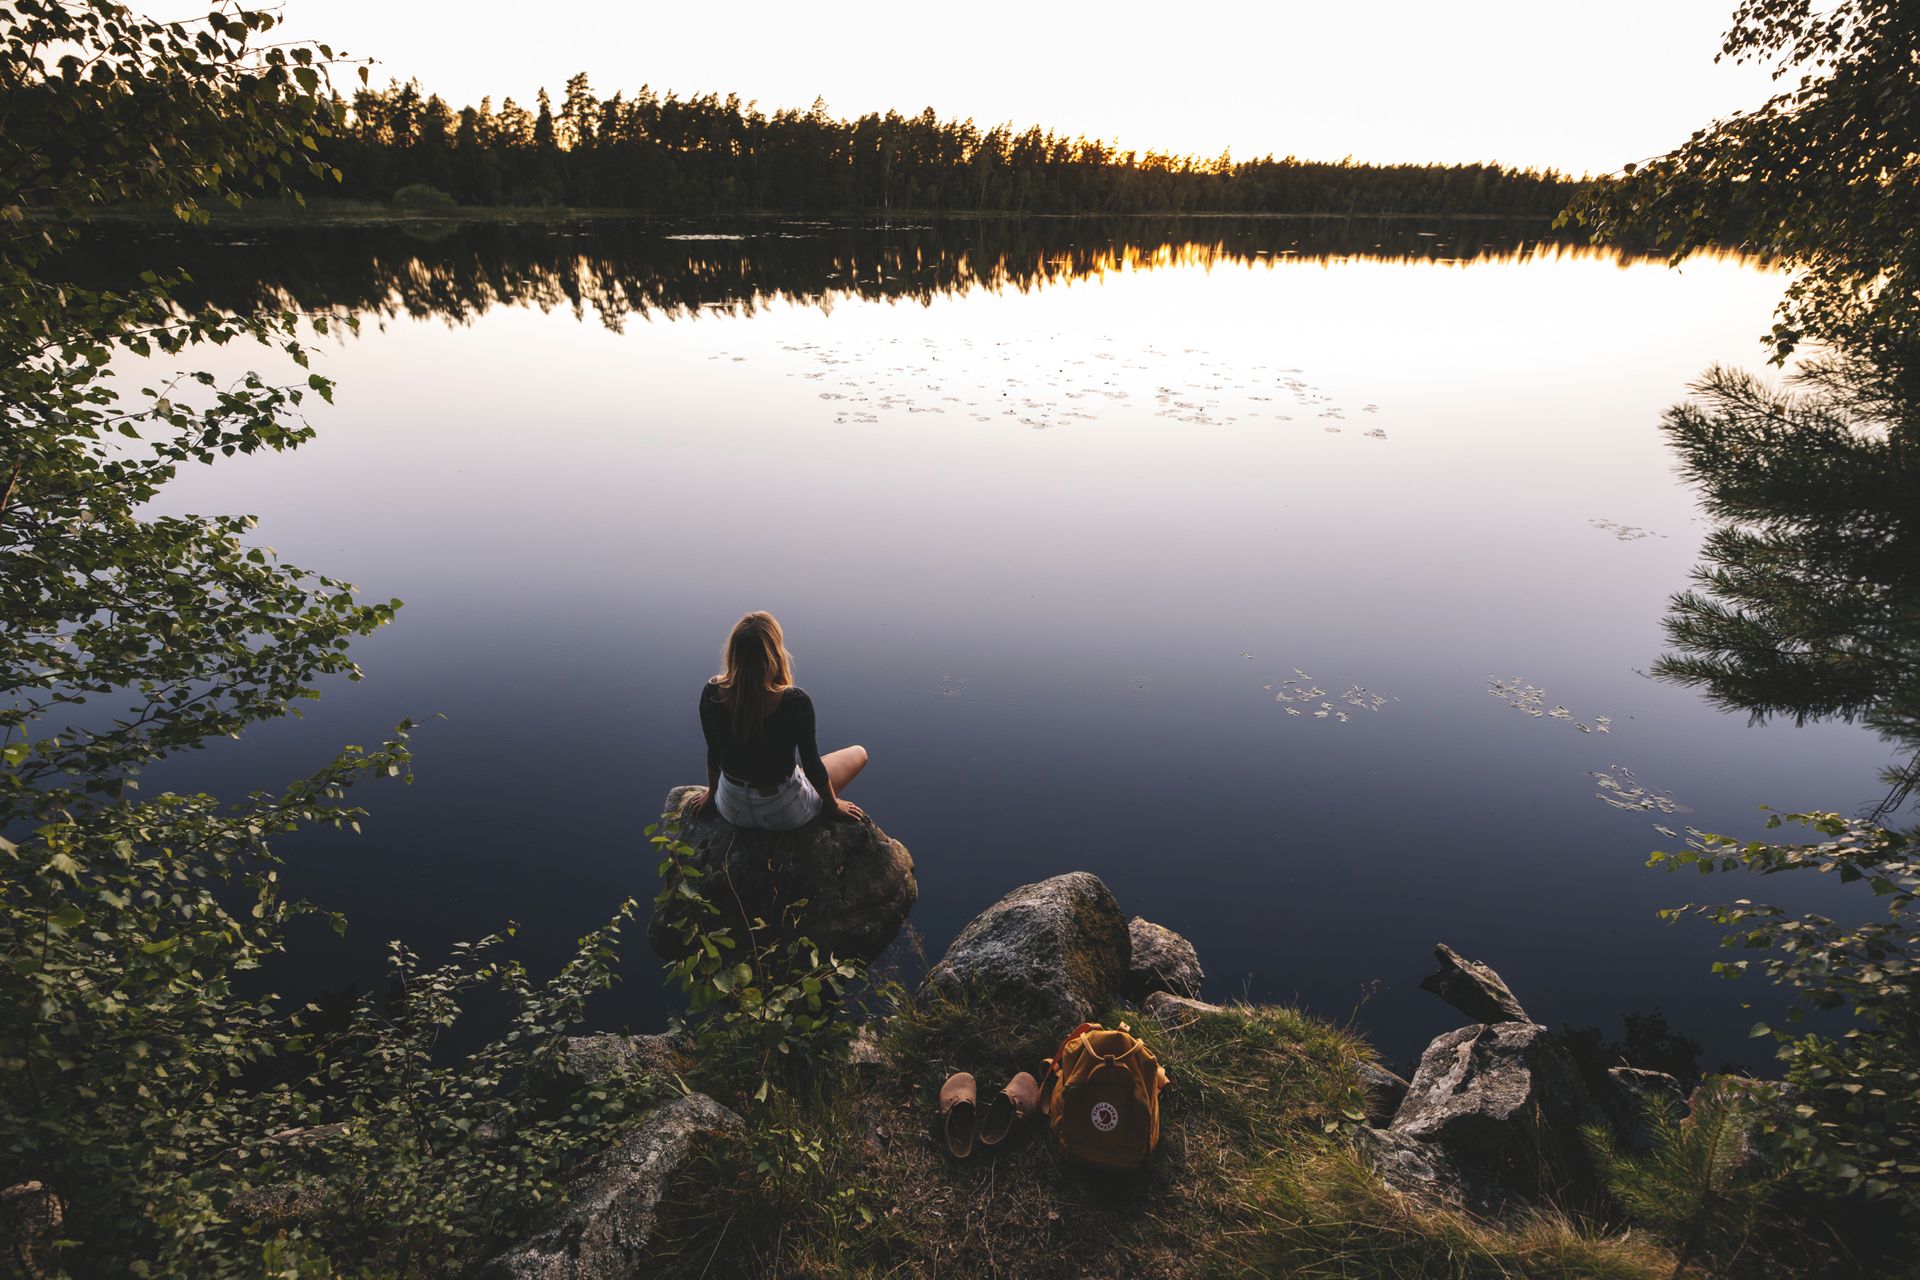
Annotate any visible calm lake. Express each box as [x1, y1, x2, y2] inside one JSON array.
[[96, 216, 1893, 1071]]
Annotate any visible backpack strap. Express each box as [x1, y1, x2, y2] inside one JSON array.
[[1084, 1032, 1172, 1095], [1038, 1021, 1100, 1108]]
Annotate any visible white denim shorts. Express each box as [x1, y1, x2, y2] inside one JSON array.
[[715, 767, 821, 831]]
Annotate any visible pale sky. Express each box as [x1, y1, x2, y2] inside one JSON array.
[[260, 0, 1781, 175]]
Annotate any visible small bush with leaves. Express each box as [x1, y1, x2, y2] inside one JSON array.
[[247, 905, 655, 1276], [648, 815, 866, 1107], [1654, 811, 1919, 1213]]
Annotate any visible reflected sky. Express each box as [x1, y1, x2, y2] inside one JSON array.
[[121, 220, 1878, 1071]]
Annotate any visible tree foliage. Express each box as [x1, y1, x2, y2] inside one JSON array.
[[0, 8, 655, 1274], [1568, 0, 1920, 389], [1571, 0, 1920, 1243]]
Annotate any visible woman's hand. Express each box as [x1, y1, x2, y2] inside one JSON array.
[[685, 787, 712, 817], [831, 798, 865, 822]]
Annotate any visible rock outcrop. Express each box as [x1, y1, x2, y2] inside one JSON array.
[[557, 1033, 689, 1088], [1418, 943, 1530, 1025], [480, 1093, 742, 1280], [1389, 1022, 1599, 1201], [923, 872, 1129, 1029], [650, 786, 916, 966], [1124, 917, 1206, 1000]]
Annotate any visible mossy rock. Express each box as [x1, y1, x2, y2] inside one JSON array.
[[923, 871, 1129, 1034]]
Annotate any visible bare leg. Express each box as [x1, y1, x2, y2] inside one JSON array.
[[823, 744, 869, 794]]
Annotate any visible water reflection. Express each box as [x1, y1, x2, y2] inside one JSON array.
[[72, 215, 1748, 331], [1652, 359, 1920, 821], [110, 214, 1843, 1072]]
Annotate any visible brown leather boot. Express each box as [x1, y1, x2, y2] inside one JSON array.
[[938, 1071, 977, 1158], [977, 1071, 1040, 1147]]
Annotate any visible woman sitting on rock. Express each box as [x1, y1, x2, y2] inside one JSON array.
[[687, 610, 868, 830]]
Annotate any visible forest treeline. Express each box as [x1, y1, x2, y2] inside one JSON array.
[[313, 76, 1590, 216]]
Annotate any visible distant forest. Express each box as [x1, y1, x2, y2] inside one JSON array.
[[314, 77, 1590, 217]]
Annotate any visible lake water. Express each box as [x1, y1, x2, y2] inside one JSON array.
[[99, 216, 1894, 1071]]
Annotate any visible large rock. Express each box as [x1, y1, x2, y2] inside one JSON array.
[[480, 1093, 742, 1280], [649, 786, 916, 966], [923, 872, 1129, 1029], [1124, 917, 1206, 1000], [1419, 943, 1530, 1025], [1390, 1022, 1599, 1200]]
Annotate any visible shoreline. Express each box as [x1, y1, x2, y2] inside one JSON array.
[[67, 201, 1587, 230]]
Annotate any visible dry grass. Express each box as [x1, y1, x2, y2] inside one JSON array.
[[643, 993, 1674, 1279]]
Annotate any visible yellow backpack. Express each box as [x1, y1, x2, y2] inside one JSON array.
[[1039, 1022, 1169, 1171]]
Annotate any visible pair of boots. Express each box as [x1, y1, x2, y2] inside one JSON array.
[[938, 1070, 1039, 1158]]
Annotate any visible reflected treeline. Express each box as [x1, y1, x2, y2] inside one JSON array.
[[1653, 359, 1920, 821], [70, 216, 1722, 331]]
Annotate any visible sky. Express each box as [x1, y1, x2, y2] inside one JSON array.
[[253, 0, 1781, 175]]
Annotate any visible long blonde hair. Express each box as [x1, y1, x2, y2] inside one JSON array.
[[710, 611, 794, 740]]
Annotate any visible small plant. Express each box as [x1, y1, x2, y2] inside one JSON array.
[[1586, 1083, 1789, 1277], [1654, 812, 1920, 1213], [648, 814, 866, 1106], [257, 904, 652, 1275]]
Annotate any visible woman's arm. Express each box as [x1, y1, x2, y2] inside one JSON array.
[[796, 694, 856, 821], [688, 686, 723, 816]]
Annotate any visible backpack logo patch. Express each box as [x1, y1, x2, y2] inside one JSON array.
[[1090, 1101, 1119, 1132]]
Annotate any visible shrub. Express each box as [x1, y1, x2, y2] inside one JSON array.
[[648, 814, 867, 1108], [1654, 812, 1920, 1213], [1586, 1082, 1790, 1276], [391, 182, 458, 212]]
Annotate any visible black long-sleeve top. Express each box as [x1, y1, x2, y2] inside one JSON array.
[[699, 683, 831, 793]]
